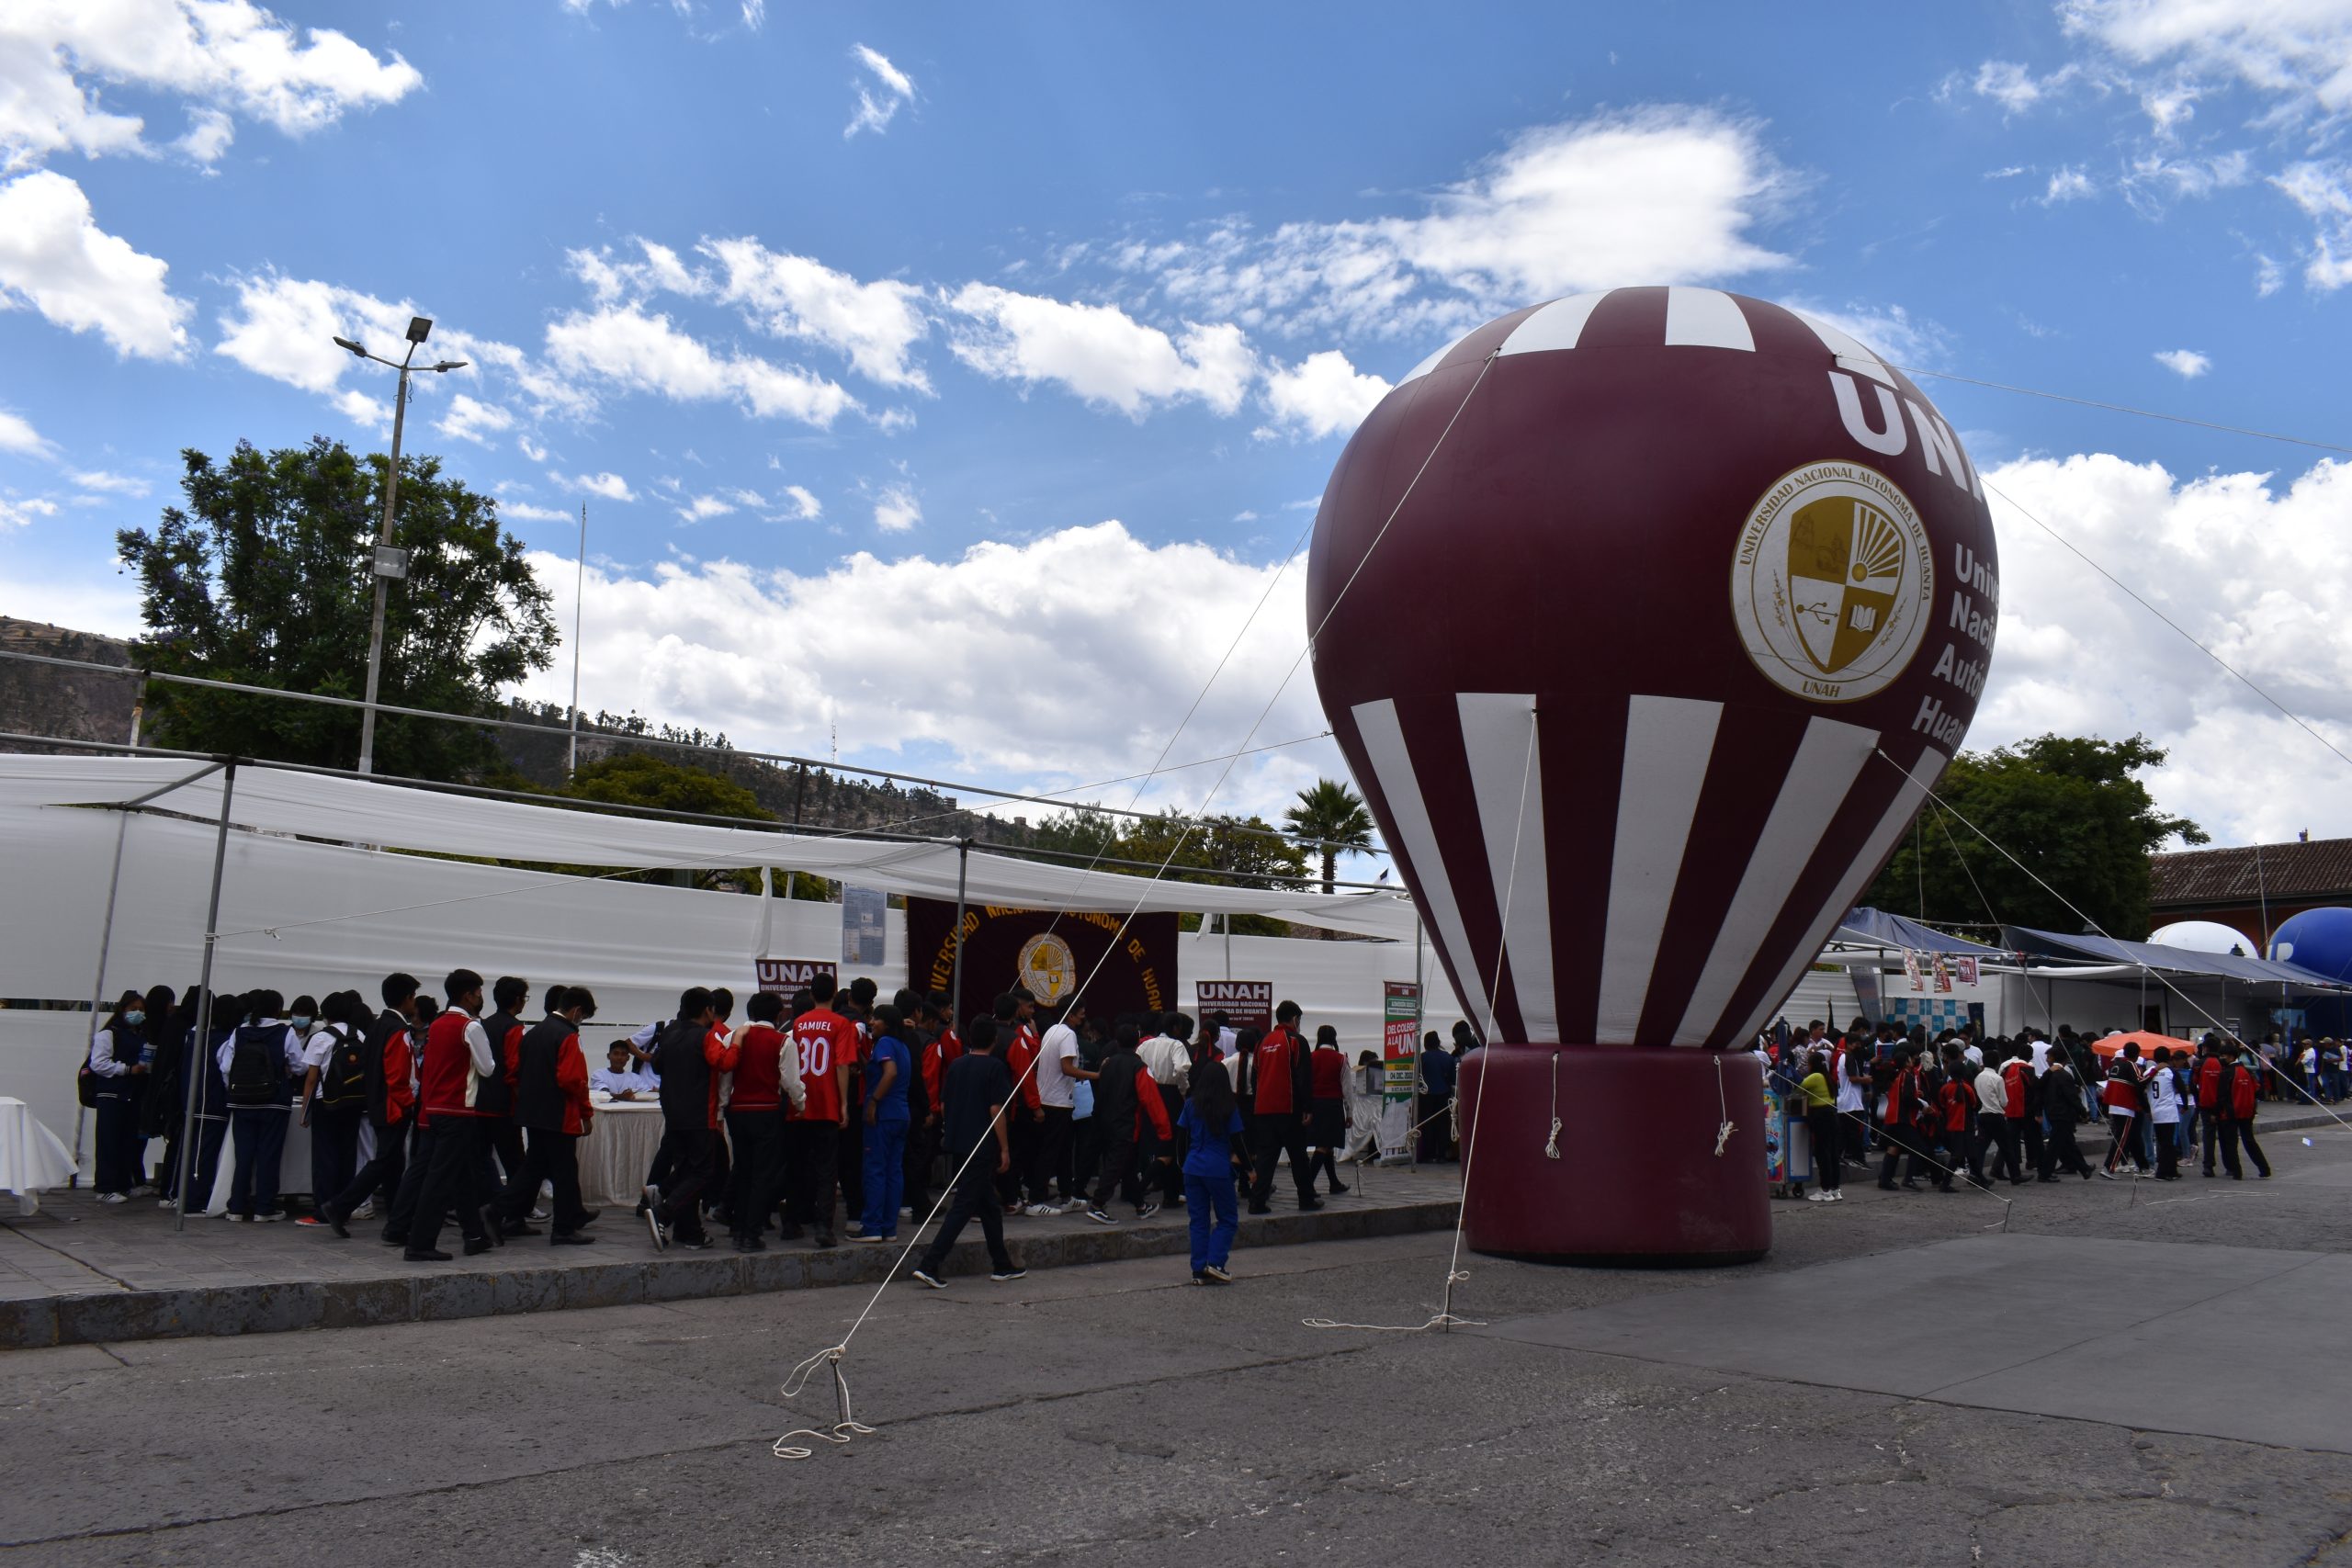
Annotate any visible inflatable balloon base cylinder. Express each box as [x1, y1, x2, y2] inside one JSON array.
[[1456, 1044, 1770, 1268]]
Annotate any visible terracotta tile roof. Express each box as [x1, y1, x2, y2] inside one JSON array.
[[2151, 838, 2352, 908]]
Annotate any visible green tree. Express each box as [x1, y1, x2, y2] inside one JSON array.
[[1865, 733, 2207, 939], [1283, 777, 1376, 896], [115, 438, 557, 779], [1117, 809, 1308, 935], [563, 752, 771, 820]]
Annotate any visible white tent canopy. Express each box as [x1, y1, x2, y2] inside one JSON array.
[[0, 754, 1419, 940]]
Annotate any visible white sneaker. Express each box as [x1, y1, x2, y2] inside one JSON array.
[[353, 1201, 378, 1220], [1828, 1190, 1845, 1202], [1023, 1202, 1060, 1218], [220, 1211, 245, 1222], [1804, 1190, 1827, 1201], [97, 1192, 127, 1205]]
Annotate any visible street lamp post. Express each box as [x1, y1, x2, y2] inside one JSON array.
[[334, 316, 468, 776]]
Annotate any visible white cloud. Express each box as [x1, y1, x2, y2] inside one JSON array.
[[1137, 107, 1794, 340], [509, 520, 1337, 818], [946, 283, 1254, 416], [70, 468, 148, 494], [1967, 59, 2079, 114], [544, 304, 857, 426], [844, 43, 914, 138], [175, 106, 234, 164], [675, 492, 737, 523], [0, 494, 59, 528], [741, 0, 766, 28], [2273, 161, 2352, 288], [1255, 350, 1390, 441], [0, 410, 48, 455], [332, 387, 386, 429], [2153, 347, 2211, 377], [499, 499, 571, 524], [0, 2, 420, 167], [435, 392, 514, 446], [2256, 252, 2285, 294], [703, 237, 930, 390], [778, 483, 820, 520], [553, 470, 636, 502], [872, 480, 920, 533], [2061, 0, 2352, 125], [517, 434, 548, 462], [1978, 451, 2352, 847], [568, 240, 705, 306], [2042, 164, 2098, 203], [0, 170, 190, 357]]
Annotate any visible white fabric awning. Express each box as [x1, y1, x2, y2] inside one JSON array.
[[0, 754, 1420, 940]]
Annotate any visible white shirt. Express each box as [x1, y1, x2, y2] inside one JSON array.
[[1973, 1066, 2007, 1116], [1136, 1033, 1192, 1091], [1035, 1022, 1080, 1109], [2148, 1067, 2182, 1123], [1962, 1043, 1984, 1067], [87, 1026, 138, 1077], [591, 1065, 657, 1095], [1832, 1045, 1864, 1112]]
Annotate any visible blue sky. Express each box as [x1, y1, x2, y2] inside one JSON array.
[[5, 0, 2352, 857]]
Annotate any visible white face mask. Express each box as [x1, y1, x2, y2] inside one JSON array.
[[291, 1016, 313, 1030], [125, 1010, 145, 1027]]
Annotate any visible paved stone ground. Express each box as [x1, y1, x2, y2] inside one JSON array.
[[2, 1129, 2347, 1565], [0, 1159, 1457, 1347]]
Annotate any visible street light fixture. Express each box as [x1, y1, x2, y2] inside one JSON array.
[[335, 315, 469, 775]]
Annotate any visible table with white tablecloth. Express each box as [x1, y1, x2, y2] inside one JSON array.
[[0, 1096, 77, 1214], [580, 1097, 665, 1207]]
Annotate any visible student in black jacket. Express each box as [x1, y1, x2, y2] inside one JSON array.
[[909, 1016, 1023, 1288]]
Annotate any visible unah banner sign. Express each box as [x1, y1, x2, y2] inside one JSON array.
[[1378, 981, 1419, 1158], [905, 899, 1178, 1021], [755, 957, 838, 994], [1194, 980, 1272, 1036]]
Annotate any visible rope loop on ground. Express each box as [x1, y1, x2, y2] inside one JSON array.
[[773, 1345, 875, 1461], [1544, 1051, 1563, 1160]]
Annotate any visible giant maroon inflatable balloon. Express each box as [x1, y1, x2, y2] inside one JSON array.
[[1307, 287, 1998, 1263]]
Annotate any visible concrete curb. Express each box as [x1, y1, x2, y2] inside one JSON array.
[[0, 1195, 1462, 1351]]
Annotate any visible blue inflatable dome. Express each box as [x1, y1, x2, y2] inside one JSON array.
[[2268, 907, 2352, 983]]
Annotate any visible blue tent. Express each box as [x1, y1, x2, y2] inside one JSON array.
[[2002, 925, 2349, 992], [1837, 907, 2010, 958]]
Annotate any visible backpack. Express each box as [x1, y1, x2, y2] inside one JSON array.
[[315, 1024, 367, 1111], [2228, 1062, 2258, 1121], [75, 1056, 98, 1109], [225, 1024, 288, 1107]]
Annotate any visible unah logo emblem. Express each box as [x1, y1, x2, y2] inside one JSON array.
[[1017, 932, 1079, 1004], [1731, 462, 1932, 703]]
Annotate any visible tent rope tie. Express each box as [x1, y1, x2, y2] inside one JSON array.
[[1303, 1269, 1482, 1333], [1544, 1051, 1562, 1160], [772, 1345, 873, 1461], [1713, 1053, 1736, 1157]]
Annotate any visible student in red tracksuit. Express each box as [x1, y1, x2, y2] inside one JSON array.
[[2001, 1052, 2044, 1178], [646, 987, 732, 1250], [725, 990, 802, 1251], [997, 993, 1046, 1213], [1875, 1049, 1925, 1190], [1247, 1000, 1320, 1214], [1936, 1043, 1973, 1190], [404, 968, 497, 1263], [510, 984, 598, 1244]]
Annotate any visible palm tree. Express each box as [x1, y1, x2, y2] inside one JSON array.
[[1284, 778, 1376, 897]]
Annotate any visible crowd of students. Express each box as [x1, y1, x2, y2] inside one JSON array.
[[77, 970, 1387, 1285], [1764, 1017, 2283, 1201]]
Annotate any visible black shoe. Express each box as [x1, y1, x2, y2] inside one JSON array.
[[1901, 1181, 1923, 1190], [678, 1235, 712, 1250], [462, 1235, 494, 1257], [325, 1203, 350, 1239], [1328, 1182, 1349, 1195], [1877, 1181, 1898, 1190], [1247, 1203, 1271, 1215], [2037, 1176, 2059, 1183], [1298, 1197, 1324, 1212], [550, 1232, 594, 1246], [780, 1222, 806, 1240], [501, 1222, 542, 1238], [403, 1247, 452, 1262], [380, 1231, 408, 1247], [812, 1232, 836, 1248], [574, 1208, 601, 1226]]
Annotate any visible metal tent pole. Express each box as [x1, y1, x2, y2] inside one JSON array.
[[949, 839, 970, 1028], [173, 759, 238, 1232], [72, 812, 132, 1180]]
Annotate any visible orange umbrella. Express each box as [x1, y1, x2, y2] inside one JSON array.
[[2087, 1030, 2196, 1059]]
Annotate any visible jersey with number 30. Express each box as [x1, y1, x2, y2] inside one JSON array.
[[791, 1007, 854, 1122]]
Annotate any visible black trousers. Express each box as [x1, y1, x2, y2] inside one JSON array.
[[1092, 1129, 1144, 1211], [2226, 1118, 2270, 1177], [2154, 1121, 2181, 1179], [838, 1112, 865, 1219], [1000, 1110, 1039, 1207], [497, 1125, 590, 1234], [227, 1108, 289, 1218], [726, 1108, 786, 1242], [1157, 1086, 1187, 1203], [409, 1119, 488, 1253], [2200, 1109, 2233, 1175], [1876, 1122, 1922, 1187], [2042, 1120, 2092, 1177], [903, 1115, 942, 1214], [308, 1105, 362, 1213], [1070, 1114, 1102, 1205], [334, 1120, 407, 1222], [653, 1127, 718, 1238], [1807, 1108, 1842, 1190], [2017, 1117, 2044, 1175], [1031, 1106, 1074, 1203], [918, 1152, 1013, 1276], [1248, 1111, 1313, 1209], [490, 1118, 527, 1192], [92, 1094, 141, 1195], [1974, 1118, 2022, 1182], [785, 1119, 842, 1235]]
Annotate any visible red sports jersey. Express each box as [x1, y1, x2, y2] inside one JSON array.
[[1004, 1025, 1042, 1111], [728, 1021, 787, 1112], [419, 1009, 488, 1122], [792, 1007, 855, 1122], [921, 1027, 963, 1106], [1308, 1045, 1345, 1100]]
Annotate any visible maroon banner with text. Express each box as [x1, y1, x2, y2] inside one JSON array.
[[906, 899, 1178, 1023]]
